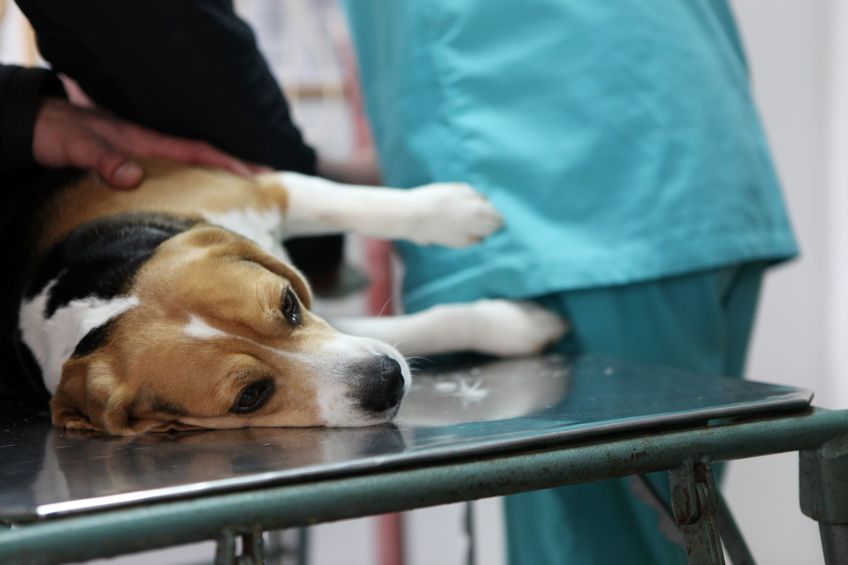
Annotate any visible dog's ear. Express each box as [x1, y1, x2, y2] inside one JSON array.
[[52, 357, 205, 435], [51, 357, 136, 435]]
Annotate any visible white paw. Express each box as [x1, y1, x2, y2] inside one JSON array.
[[406, 182, 503, 247], [468, 300, 568, 356]]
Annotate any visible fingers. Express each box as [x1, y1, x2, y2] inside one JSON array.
[[65, 135, 144, 189], [99, 119, 265, 178], [34, 98, 269, 185], [101, 158, 144, 189], [154, 138, 255, 177], [247, 162, 273, 174]]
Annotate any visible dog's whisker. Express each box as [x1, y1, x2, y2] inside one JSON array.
[[404, 355, 431, 364], [403, 355, 432, 372], [376, 293, 396, 318]]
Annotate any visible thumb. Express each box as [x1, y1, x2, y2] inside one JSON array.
[[67, 136, 145, 189], [95, 152, 144, 189]]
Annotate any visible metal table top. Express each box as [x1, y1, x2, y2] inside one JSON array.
[[0, 354, 812, 522]]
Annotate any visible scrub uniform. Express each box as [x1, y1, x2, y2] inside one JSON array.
[[343, 1, 797, 563]]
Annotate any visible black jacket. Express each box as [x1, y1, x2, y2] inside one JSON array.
[[15, 0, 317, 173], [0, 64, 65, 172], [0, 64, 68, 408]]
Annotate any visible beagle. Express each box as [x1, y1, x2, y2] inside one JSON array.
[[13, 160, 566, 435]]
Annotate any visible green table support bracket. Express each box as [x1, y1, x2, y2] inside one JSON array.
[[800, 434, 848, 565], [635, 469, 756, 565], [214, 526, 265, 565], [670, 459, 725, 565]]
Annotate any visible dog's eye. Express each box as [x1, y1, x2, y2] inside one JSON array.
[[231, 379, 275, 414], [282, 288, 301, 327]]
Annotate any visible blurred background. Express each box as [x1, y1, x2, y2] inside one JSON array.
[[1, 0, 846, 563]]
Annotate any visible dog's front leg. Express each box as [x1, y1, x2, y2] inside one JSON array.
[[333, 300, 567, 357], [264, 173, 503, 247]]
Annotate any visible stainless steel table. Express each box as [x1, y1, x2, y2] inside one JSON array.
[[1, 354, 846, 565]]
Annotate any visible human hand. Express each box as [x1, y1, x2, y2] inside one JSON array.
[[32, 98, 266, 189]]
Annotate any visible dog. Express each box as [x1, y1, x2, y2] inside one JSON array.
[[11, 160, 566, 435]]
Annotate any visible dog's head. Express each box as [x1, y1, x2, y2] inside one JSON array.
[[50, 225, 410, 435]]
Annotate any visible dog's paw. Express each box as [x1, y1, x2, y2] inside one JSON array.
[[468, 300, 568, 356], [406, 182, 503, 247]]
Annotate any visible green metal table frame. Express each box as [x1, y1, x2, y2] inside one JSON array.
[[2, 407, 847, 565]]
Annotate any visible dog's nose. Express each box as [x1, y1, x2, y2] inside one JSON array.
[[360, 356, 405, 413]]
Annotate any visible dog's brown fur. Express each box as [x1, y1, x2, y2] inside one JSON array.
[[37, 159, 288, 253]]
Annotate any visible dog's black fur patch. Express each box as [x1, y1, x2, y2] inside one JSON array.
[[12, 211, 198, 403], [25, 213, 199, 314]]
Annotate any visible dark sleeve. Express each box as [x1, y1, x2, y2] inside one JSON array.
[[0, 64, 65, 173], [16, 0, 317, 173]]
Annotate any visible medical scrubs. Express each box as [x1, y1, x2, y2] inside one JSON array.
[[343, 1, 797, 563]]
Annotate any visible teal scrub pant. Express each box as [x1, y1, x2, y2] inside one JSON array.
[[504, 262, 766, 565]]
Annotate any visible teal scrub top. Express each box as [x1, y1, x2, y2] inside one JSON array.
[[343, 0, 798, 312]]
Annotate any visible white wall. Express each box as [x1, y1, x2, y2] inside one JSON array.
[[734, 0, 833, 401], [723, 2, 838, 565], [828, 0, 848, 409]]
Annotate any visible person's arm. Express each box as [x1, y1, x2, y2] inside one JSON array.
[[17, 0, 343, 281], [32, 98, 261, 188], [18, 0, 318, 174], [0, 63, 262, 187], [0, 64, 64, 173]]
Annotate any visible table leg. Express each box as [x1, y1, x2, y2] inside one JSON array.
[[638, 471, 755, 565], [800, 435, 848, 565], [669, 459, 726, 565], [715, 491, 756, 565], [215, 529, 237, 565], [215, 526, 266, 565], [297, 527, 309, 565], [464, 501, 476, 565]]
